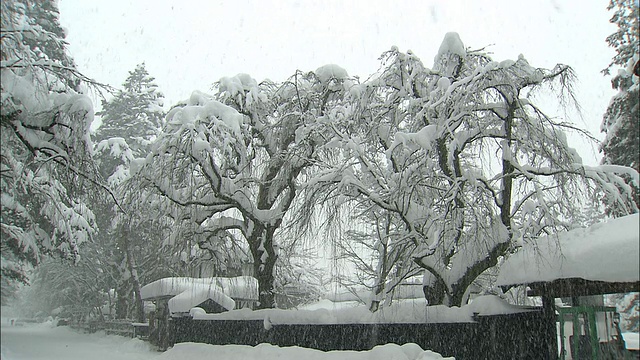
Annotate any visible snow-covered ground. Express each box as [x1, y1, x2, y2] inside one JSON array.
[[0, 321, 451, 360], [1, 321, 158, 360], [624, 332, 640, 351]]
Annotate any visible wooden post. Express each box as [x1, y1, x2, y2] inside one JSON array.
[[542, 295, 558, 360], [156, 301, 169, 351], [148, 310, 157, 346]]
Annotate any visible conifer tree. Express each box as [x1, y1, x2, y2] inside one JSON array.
[[1, 0, 99, 286], [601, 0, 639, 332], [92, 63, 165, 321], [600, 0, 639, 211], [94, 63, 164, 183]]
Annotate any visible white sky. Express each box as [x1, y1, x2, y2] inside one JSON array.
[[58, 0, 618, 165]]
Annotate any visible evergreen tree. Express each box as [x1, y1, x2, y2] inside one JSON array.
[[94, 63, 164, 185], [19, 0, 80, 90], [601, 0, 640, 334], [600, 0, 639, 211], [1, 0, 99, 284], [90, 63, 165, 321], [602, 0, 639, 76], [95, 63, 164, 149]]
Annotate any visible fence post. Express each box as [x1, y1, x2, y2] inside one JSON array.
[[542, 295, 558, 360]]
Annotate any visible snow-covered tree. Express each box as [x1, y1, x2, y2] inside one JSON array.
[[602, 0, 639, 77], [310, 34, 639, 307], [600, 0, 639, 211], [335, 206, 421, 311], [1, 0, 101, 283], [94, 62, 164, 185], [16, 248, 113, 321], [88, 63, 166, 321], [132, 68, 351, 308], [600, 0, 639, 334]]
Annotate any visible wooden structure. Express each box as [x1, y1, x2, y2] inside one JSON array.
[[140, 276, 259, 350], [497, 214, 639, 359]]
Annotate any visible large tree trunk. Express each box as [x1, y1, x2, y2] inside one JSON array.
[[123, 227, 145, 322], [125, 247, 145, 323], [421, 270, 449, 306], [115, 280, 130, 319], [249, 225, 278, 309]]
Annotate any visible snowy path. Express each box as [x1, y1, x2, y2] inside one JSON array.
[[1, 323, 159, 360]]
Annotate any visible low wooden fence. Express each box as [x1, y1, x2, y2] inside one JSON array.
[[70, 320, 104, 333], [170, 310, 553, 360], [103, 320, 135, 337], [70, 320, 148, 339]]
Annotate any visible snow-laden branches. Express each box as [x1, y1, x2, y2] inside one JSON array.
[[1, 0, 117, 282], [132, 68, 354, 308], [305, 34, 638, 308]]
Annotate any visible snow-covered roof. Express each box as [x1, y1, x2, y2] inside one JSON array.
[[496, 214, 639, 287], [168, 285, 235, 313], [140, 276, 258, 314], [141, 276, 258, 300]]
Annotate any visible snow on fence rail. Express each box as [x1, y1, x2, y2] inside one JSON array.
[[103, 320, 135, 337]]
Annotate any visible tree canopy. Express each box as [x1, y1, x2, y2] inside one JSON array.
[[307, 34, 638, 307], [600, 0, 639, 212], [3, 2, 638, 316], [1, 0, 100, 284]]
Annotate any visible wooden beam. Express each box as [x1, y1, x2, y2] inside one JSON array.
[[527, 278, 640, 298]]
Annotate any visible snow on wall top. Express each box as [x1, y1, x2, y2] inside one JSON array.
[[192, 295, 534, 324], [140, 276, 258, 302], [496, 213, 640, 287]]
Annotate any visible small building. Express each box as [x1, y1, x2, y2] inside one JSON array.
[[140, 276, 258, 350], [141, 276, 259, 316], [496, 213, 639, 359]]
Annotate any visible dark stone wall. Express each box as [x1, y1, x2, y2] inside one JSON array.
[[170, 309, 553, 360]]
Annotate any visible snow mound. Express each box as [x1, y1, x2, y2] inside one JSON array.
[[623, 332, 639, 351], [496, 213, 640, 287], [159, 342, 454, 360]]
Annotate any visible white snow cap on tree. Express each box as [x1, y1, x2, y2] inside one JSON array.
[[219, 73, 259, 96], [165, 90, 244, 136], [433, 32, 467, 77], [436, 32, 466, 59], [315, 64, 349, 84]]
